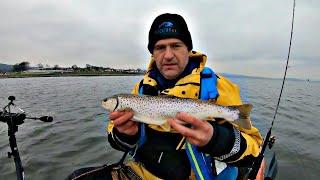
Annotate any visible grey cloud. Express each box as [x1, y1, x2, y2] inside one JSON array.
[[0, 0, 318, 80]]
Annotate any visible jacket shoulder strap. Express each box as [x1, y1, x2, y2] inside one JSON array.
[[200, 67, 219, 100]]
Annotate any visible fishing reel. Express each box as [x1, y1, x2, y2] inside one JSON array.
[[1, 96, 53, 180], [0, 111, 26, 125], [268, 136, 276, 149], [0, 96, 53, 124]]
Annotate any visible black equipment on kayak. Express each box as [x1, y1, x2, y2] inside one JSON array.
[[0, 96, 53, 180], [248, 0, 296, 179]]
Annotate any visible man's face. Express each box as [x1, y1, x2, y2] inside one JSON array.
[[153, 38, 189, 80]]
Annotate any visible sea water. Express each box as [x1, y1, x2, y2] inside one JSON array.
[[0, 76, 319, 179]]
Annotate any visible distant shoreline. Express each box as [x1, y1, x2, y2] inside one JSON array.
[[0, 72, 144, 78], [0, 72, 318, 82]]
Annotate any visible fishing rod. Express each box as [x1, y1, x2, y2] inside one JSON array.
[[0, 96, 53, 180], [248, 0, 296, 179]]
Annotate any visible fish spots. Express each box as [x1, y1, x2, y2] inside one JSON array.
[[103, 94, 243, 125]]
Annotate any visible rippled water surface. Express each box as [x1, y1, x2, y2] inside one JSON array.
[[0, 76, 319, 179]]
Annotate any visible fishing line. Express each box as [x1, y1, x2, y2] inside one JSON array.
[[249, 0, 296, 178], [261, 0, 296, 150], [270, 0, 296, 132], [262, 0, 296, 153]]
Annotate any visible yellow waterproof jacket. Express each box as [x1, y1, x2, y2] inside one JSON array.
[[107, 51, 262, 179], [130, 51, 262, 161]]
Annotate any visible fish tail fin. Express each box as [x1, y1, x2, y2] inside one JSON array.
[[237, 104, 252, 119], [232, 104, 253, 129]]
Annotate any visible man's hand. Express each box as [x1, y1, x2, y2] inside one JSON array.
[[109, 111, 139, 136], [167, 112, 214, 147]]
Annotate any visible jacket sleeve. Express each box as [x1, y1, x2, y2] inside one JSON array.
[[106, 82, 141, 151], [199, 75, 262, 167]]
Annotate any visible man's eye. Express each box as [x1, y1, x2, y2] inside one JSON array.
[[172, 44, 181, 48], [155, 46, 165, 51]]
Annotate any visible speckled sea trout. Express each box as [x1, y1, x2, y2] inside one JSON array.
[[102, 94, 252, 129]]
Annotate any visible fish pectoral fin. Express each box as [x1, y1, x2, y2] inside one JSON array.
[[204, 115, 215, 121], [213, 118, 226, 124], [122, 107, 133, 111], [132, 114, 166, 126], [116, 107, 133, 112]]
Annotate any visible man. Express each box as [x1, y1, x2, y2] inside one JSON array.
[[108, 13, 262, 179]]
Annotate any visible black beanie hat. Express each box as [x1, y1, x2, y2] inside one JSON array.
[[148, 13, 193, 53]]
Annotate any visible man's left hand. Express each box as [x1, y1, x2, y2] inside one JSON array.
[[167, 112, 214, 147]]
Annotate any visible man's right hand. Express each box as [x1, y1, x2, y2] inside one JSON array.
[[109, 111, 139, 136]]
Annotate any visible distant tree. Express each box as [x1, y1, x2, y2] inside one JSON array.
[[12, 64, 21, 72], [12, 61, 30, 72], [71, 64, 78, 70], [86, 64, 93, 71], [36, 63, 44, 69], [45, 64, 51, 68], [93, 66, 100, 71], [53, 64, 60, 70], [20, 61, 30, 71]]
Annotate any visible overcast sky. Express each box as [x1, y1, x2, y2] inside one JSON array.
[[0, 0, 319, 80]]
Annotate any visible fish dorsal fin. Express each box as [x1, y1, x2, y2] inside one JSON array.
[[159, 94, 195, 101], [206, 99, 217, 104], [158, 93, 176, 98]]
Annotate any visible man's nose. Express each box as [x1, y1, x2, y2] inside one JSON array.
[[163, 47, 174, 60]]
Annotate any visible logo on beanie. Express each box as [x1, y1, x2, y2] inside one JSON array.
[[156, 21, 177, 34], [159, 22, 173, 28]]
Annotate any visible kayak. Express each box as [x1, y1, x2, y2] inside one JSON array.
[[262, 146, 278, 179], [67, 147, 278, 180]]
